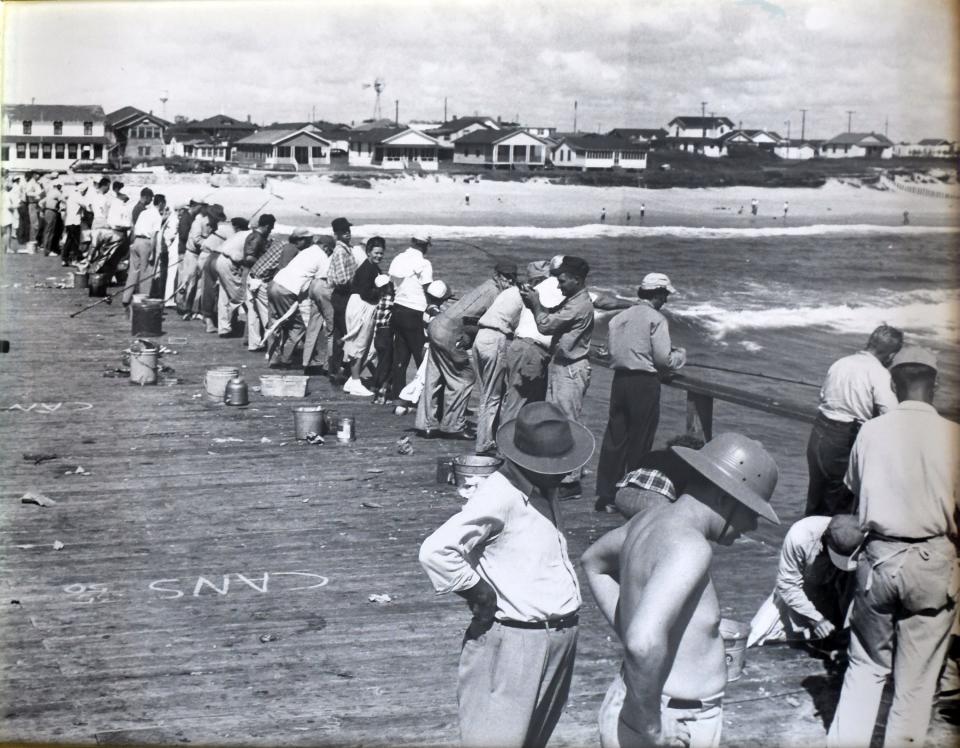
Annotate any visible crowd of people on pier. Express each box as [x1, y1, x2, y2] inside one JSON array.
[[4, 170, 958, 748]]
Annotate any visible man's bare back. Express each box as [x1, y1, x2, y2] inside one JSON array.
[[619, 505, 727, 701]]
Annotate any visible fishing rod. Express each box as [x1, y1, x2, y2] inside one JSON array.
[[684, 362, 820, 389], [434, 237, 500, 261], [267, 184, 323, 218]]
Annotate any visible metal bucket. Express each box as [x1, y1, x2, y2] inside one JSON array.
[[205, 366, 239, 399], [336, 417, 355, 442], [74, 272, 89, 290], [451, 455, 503, 487], [88, 273, 109, 297], [293, 406, 326, 440], [720, 618, 750, 682], [131, 297, 164, 337], [129, 348, 159, 385]]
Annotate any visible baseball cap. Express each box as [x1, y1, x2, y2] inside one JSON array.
[[526, 260, 550, 281], [331, 217, 352, 234], [426, 280, 449, 299], [640, 272, 677, 293], [890, 345, 938, 371], [824, 514, 865, 571], [290, 226, 312, 239], [494, 259, 518, 276]]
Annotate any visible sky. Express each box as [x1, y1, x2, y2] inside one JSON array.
[[2, 0, 958, 141]]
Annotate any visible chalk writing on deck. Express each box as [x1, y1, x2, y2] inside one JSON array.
[[4, 402, 94, 413], [148, 571, 330, 600], [63, 582, 120, 604]]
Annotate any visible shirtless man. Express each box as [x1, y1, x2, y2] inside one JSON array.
[[582, 433, 781, 747]]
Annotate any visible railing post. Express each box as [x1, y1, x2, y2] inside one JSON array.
[[686, 392, 714, 442]]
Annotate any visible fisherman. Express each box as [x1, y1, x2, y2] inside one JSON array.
[[389, 235, 434, 399], [748, 514, 864, 648], [211, 217, 254, 337], [39, 178, 63, 257], [199, 212, 239, 333], [80, 177, 112, 272], [342, 236, 387, 397], [130, 187, 154, 231], [595, 272, 686, 513], [519, 255, 594, 500], [804, 324, 902, 517], [610, 433, 704, 517], [751, 198, 758, 216], [327, 217, 358, 384], [416, 259, 517, 439], [371, 275, 395, 404], [249, 227, 312, 353], [828, 346, 959, 748], [301, 236, 336, 370], [267, 232, 327, 368], [419, 401, 595, 748], [61, 180, 87, 267], [582, 433, 780, 748], [21, 171, 42, 246], [169, 198, 203, 308], [177, 203, 220, 318], [90, 186, 132, 278], [122, 193, 165, 306]]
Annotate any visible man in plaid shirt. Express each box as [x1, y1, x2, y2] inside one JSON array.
[[246, 227, 310, 351], [608, 434, 704, 516], [327, 217, 358, 382]]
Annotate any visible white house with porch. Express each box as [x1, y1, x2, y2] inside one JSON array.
[[348, 128, 444, 170], [892, 139, 957, 158], [552, 135, 648, 170], [453, 129, 549, 168], [232, 126, 332, 170], [2, 104, 109, 171], [820, 132, 894, 159], [667, 115, 735, 139]]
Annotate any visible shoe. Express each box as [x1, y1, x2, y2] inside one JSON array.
[[343, 378, 374, 397], [268, 360, 291, 370], [594, 497, 615, 513], [418, 428, 438, 439], [441, 429, 476, 441], [394, 405, 411, 416], [205, 320, 217, 333], [373, 395, 386, 405], [556, 482, 583, 501], [302, 365, 327, 375]]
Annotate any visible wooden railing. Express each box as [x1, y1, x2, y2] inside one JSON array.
[[663, 373, 817, 441]]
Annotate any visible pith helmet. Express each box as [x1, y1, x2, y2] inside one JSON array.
[[672, 432, 780, 524]]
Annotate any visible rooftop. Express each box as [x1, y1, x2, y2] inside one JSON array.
[[6, 104, 105, 123]]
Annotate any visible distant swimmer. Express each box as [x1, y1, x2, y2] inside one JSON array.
[[640, 203, 645, 219], [465, 194, 470, 206], [601, 207, 606, 223], [903, 210, 910, 225], [751, 198, 759, 216], [783, 201, 789, 217], [738, 205, 744, 215], [626, 212, 631, 223]]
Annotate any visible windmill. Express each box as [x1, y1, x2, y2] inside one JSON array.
[[362, 77, 386, 121]]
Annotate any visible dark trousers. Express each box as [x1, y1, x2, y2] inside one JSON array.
[[595, 370, 661, 502], [267, 283, 305, 366], [152, 251, 169, 299], [391, 305, 426, 398], [804, 414, 859, 516], [372, 326, 393, 392], [62, 225, 83, 265], [329, 286, 351, 376], [200, 252, 220, 319], [41, 209, 61, 255], [16, 204, 30, 244]]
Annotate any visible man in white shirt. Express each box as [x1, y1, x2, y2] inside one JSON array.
[[388, 235, 434, 398], [88, 189, 132, 276], [828, 346, 959, 748], [805, 325, 902, 517], [122, 194, 165, 305], [213, 224, 253, 336], [268, 240, 327, 368], [419, 402, 595, 748], [748, 514, 864, 648]]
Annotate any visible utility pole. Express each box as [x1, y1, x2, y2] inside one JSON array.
[[573, 100, 578, 133], [444, 97, 447, 122], [785, 120, 791, 157], [884, 115, 889, 137], [800, 109, 807, 142], [395, 100, 399, 126], [701, 101, 708, 138], [846, 110, 855, 132]]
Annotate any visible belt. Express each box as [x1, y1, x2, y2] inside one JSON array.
[[665, 695, 722, 710], [479, 324, 513, 338], [517, 336, 549, 351], [553, 355, 589, 365], [496, 613, 579, 631], [134, 235, 152, 240], [867, 531, 944, 544], [816, 413, 861, 430]]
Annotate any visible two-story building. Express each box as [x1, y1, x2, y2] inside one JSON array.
[[667, 116, 735, 139], [2, 104, 109, 171], [177, 115, 258, 153], [232, 126, 332, 170], [348, 128, 444, 170], [453, 129, 550, 169], [105, 106, 170, 162], [427, 116, 499, 144], [552, 134, 647, 170], [820, 132, 894, 159]]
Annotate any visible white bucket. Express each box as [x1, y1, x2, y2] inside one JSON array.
[[205, 366, 239, 398], [130, 348, 159, 385], [720, 618, 750, 682]]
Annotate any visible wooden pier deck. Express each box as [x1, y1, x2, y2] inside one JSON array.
[[0, 254, 955, 747]]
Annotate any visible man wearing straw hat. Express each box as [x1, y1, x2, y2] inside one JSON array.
[[419, 401, 595, 748], [582, 433, 781, 748], [828, 345, 959, 748]]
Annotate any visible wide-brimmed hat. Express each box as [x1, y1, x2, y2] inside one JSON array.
[[331, 217, 352, 235], [494, 258, 518, 277], [824, 514, 865, 571], [497, 401, 595, 476], [672, 432, 780, 524], [289, 226, 312, 239], [640, 272, 676, 294]]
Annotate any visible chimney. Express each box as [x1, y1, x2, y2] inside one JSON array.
[[149, 109, 153, 115], [247, 114, 251, 123]]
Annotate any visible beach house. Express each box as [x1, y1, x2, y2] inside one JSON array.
[[2, 104, 109, 171], [232, 126, 332, 170], [774, 139, 821, 160], [667, 116, 735, 139], [820, 132, 894, 159], [552, 134, 648, 170], [892, 139, 956, 158], [164, 128, 230, 163], [427, 116, 499, 144], [106, 106, 170, 162], [607, 128, 668, 148], [348, 128, 444, 170], [453, 129, 550, 169]]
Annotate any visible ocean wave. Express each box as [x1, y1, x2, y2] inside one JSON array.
[[671, 288, 959, 343], [273, 222, 959, 240]]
